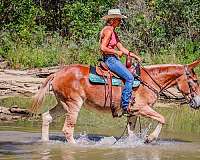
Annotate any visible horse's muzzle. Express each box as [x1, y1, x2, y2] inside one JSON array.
[[190, 95, 200, 109]]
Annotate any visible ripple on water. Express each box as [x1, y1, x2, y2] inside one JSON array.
[[0, 131, 200, 160]]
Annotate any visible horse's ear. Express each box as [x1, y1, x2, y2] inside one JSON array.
[[188, 58, 200, 70]]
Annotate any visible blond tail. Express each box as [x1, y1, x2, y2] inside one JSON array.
[[30, 74, 54, 114]]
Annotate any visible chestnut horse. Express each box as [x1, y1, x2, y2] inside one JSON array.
[[30, 59, 200, 144]]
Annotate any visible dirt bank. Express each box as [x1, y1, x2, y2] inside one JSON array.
[[0, 66, 60, 98]]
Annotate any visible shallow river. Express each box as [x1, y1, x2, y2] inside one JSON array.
[[0, 98, 200, 160], [0, 130, 200, 160]]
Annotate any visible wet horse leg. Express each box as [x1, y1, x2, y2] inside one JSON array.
[[139, 105, 165, 143], [41, 100, 66, 141], [62, 97, 83, 144], [41, 111, 52, 141], [127, 116, 138, 136], [145, 123, 162, 143]]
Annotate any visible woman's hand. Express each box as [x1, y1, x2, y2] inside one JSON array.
[[116, 51, 123, 58], [136, 56, 143, 63], [129, 52, 143, 62]]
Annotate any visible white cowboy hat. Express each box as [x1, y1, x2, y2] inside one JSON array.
[[102, 9, 127, 20]]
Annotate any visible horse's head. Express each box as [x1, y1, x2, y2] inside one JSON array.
[[176, 59, 200, 109]]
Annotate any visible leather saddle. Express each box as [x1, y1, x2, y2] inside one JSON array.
[[96, 61, 120, 79]]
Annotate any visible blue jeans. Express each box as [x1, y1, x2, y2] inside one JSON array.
[[104, 55, 134, 110]]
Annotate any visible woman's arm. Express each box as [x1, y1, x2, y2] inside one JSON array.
[[116, 42, 129, 55], [100, 29, 123, 56], [117, 42, 142, 61]]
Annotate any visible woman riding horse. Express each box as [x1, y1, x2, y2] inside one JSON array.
[[100, 9, 142, 114], [30, 9, 200, 144]]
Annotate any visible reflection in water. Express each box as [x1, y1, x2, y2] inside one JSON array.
[[0, 131, 200, 160], [40, 148, 51, 160], [1, 98, 200, 160], [61, 148, 75, 160]]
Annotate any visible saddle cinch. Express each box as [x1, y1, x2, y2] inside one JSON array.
[[89, 55, 141, 118]]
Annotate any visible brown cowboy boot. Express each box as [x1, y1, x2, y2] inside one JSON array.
[[110, 102, 123, 118], [127, 96, 135, 112], [122, 97, 136, 116]]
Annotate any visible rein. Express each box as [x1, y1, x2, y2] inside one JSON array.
[[139, 64, 179, 98], [139, 64, 199, 101]]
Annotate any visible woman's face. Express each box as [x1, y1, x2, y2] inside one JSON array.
[[112, 18, 122, 27]]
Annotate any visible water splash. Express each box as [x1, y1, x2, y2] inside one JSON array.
[[48, 124, 185, 148], [75, 127, 153, 148], [76, 131, 96, 145]]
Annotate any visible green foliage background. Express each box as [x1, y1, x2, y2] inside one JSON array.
[[0, 0, 199, 72]]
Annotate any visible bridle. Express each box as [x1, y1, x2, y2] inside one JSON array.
[[139, 64, 199, 102], [184, 65, 199, 98], [183, 65, 200, 109]]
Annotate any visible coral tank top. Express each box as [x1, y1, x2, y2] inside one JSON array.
[[107, 31, 120, 49]]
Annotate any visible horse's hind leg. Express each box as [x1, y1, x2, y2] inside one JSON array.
[[42, 101, 66, 141], [42, 111, 52, 141], [62, 97, 83, 144]]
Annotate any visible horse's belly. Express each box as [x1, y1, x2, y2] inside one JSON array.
[[83, 100, 110, 112], [84, 85, 121, 112]]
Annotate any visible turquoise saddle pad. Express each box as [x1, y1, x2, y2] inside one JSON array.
[[89, 66, 140, 87]]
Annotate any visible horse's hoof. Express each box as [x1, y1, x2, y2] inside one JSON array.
[[41, 138, 49, 142], [144, 135, 155, 144], [144, 138, 151, 144], [67, 140, 76, 144]]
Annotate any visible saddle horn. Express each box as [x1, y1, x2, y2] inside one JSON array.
[[126, 52, 132, 68]]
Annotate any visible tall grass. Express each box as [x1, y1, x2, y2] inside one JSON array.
[[0, 31, 101, 69], [156, 106, 200, 133]]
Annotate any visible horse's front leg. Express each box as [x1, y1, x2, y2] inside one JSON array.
[[145, 123, 162, 143], [127, 116, 137, 136], [62, 97, 83, 144], [139, 106, 165, 143]]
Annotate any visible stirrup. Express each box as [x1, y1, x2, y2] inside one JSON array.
[[122, 109, 135, 117], [130, 96, 135, 105], [122, 101, 137, 117]]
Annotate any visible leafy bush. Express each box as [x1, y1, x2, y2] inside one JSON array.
[[121, 0, 200, 65], [0, 0, 199, 72]]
